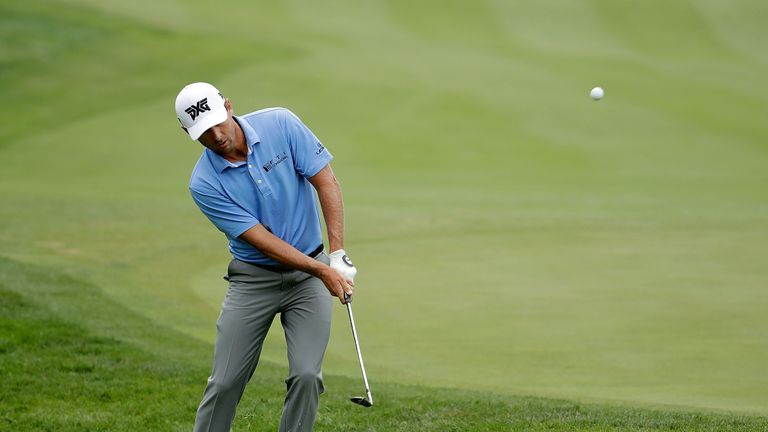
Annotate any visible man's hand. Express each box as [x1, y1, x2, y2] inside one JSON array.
[[319, 264, 355, 304], [327, 249, 356, 304], [329, 249, 357, 281]]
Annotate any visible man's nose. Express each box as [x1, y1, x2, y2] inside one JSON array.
[[211, 128, 225, 141]]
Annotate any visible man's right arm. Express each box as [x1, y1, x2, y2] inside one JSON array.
[[191, 178, 353, 303], [239, 224, 354, 304], [190, 180, 260, 238]]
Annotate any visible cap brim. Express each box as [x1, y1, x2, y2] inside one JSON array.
[[186, 109, 228, 140]]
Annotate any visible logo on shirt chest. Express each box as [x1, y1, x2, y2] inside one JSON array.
[[262, 151, 288, 172]]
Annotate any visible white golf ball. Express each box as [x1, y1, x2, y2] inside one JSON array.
[[590, 86, 604, 101]]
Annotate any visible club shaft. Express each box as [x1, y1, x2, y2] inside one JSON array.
[[346, 301, 372, 403]]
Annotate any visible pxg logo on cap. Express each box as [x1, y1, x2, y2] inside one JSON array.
[[185, 98, 210, 121], [175, 82, 228, 140]]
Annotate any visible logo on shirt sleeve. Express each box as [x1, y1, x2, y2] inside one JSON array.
[[315, 142, 326, 155]]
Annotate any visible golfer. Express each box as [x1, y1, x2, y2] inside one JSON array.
[[174, 82, 358, 432]]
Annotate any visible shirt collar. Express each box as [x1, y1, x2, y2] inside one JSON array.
[[206, 116, 261, 173], [235, 115, 261, 150]]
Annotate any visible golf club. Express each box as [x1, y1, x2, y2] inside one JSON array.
[[344, 293, 373, 407]]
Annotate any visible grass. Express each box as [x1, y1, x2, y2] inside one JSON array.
[[0, 289, 200, 430], [0, 0, 767, 427], [0, 257, 204, 430], [2, 256, 767, 431]]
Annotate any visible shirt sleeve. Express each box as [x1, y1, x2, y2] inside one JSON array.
[[280, 109, 333, 178], [190, 181, 260, 238]]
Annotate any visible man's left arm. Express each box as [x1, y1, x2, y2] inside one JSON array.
[[309, 164, 358, 284], [309, 164, 344, 253], [281, 108, 357, 285]]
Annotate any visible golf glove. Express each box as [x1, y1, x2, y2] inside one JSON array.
[[329, 249, 357, 282]]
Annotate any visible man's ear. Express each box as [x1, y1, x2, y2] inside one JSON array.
[[224, 98, 233, 114], [178, 117, 189, 135]]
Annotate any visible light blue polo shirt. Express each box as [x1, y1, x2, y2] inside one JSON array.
[[189, 107, 332, 265]]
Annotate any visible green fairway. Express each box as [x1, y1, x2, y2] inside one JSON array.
[[1, 0, 767, 426]]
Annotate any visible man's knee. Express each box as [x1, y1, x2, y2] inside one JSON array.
[[206, 375, 244, 397], [285, 370, 324, 394]]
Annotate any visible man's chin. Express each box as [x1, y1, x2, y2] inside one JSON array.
[[216, 141, 231, 153]]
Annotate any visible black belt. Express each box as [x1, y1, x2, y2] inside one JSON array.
[[239, 244, 324, 273]]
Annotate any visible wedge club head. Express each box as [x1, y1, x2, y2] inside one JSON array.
[[350, 396, 372, 407]]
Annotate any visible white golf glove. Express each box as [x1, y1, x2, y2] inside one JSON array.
[[329, 249, 357, 282]]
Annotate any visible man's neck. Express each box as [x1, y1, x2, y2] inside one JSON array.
[[224, 118, 248, 163]]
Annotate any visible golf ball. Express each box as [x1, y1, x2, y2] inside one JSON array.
[[590, 86, 604, 101]]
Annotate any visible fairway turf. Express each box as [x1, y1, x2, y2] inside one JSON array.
[[1, 0, 767, 427]]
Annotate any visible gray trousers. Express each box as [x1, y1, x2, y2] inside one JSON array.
[[194, 253, 333, 432]]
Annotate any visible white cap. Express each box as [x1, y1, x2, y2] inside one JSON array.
[[175, 82, 228, 140]]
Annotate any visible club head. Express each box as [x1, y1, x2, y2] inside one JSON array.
[[350, 396, 372, 407]]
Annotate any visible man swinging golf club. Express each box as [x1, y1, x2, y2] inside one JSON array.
[[175, 82, 358, 432]]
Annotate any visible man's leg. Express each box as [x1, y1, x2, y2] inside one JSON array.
[[194, 260, 282, 432], [278, 255, 334, 432]]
